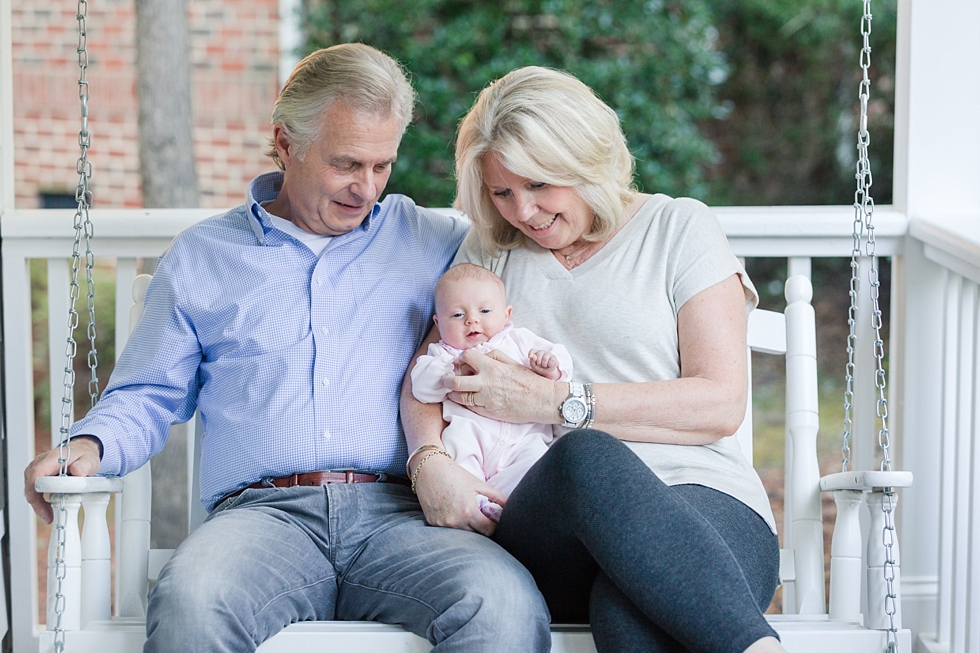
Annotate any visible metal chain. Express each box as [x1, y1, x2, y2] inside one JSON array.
[[841, 183, 862, 472], [52, 2, 101, 651], [851, 2, 898, 650]]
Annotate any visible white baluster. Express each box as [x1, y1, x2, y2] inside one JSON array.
[[117, 273, 154, 617], [866, 490, 903, 630], [784, 275, 826, 614], [829, 489, 864, 623], [46, 493, 82, 631], [118, 463, 152, 617], [80, 493, 112, 626]]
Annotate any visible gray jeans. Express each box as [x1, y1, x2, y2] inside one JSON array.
[[145, 483, 550, 652]]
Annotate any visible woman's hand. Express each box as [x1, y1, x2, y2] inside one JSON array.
[[412, 453, 507, 537], [442, 349, 565, 425]]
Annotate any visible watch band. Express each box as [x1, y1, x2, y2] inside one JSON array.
[[583, 383, 595, 428], [560, 382, 588, 428]]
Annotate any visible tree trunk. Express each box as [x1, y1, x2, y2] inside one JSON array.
[[135, 0, 197, 548], [135, 0, 198, 208]]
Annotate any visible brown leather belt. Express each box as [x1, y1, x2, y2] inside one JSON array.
[[222, 470, 411, 504]]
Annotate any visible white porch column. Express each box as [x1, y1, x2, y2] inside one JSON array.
[[1, 0, 25, 649], [893, 0, 980, 646], [278, 0, 303, 88], [0, 0, 13, 212]]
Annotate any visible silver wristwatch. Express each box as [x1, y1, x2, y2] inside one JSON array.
[[559, 382, 588, 428]]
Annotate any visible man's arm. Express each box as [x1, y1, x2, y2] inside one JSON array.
[[72, 262, 202, 478], [400, 326, 506, 536], [25, 257, 203, 524]]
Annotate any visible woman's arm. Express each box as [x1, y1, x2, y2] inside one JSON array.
[[590, 274, 747, 443], [444, 274, 748, 445], [400, 325, 507, 535]]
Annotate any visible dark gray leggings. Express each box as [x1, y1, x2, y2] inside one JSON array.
[[494, 430, 779, 653]]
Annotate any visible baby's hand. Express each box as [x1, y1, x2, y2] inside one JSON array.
[[476, 494, 503, 522], [528, 349, 562, 381]]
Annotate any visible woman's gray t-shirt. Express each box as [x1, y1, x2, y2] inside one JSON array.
[[454, 194, 776, 532]]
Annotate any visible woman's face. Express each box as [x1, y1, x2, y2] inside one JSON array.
[[481, 155, 592, 251]]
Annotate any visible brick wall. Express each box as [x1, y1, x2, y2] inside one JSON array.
[[12, 0, 280, 210]]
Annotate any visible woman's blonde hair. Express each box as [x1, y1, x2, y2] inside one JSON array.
[[267, 43, 416, 170], [454, 66, 636, 255]]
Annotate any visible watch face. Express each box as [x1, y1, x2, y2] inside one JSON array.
[[562, 400, 587, 424]]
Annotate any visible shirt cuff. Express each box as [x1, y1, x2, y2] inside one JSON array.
[[69, 424, 122, 477]]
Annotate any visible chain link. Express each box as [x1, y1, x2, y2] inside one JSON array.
[[52, 2, 101, 650], [841, 189, 862, 472], [850, 2, 899, 649]]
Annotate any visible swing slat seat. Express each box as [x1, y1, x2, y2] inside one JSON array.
[[36, 270, 913, 653]]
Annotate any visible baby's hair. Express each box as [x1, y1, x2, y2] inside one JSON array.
[[434, 263, 506, 310]]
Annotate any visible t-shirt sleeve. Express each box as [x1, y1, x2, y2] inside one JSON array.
[[665, 198, 759, 314]]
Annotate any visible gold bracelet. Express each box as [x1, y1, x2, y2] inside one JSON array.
[[406, 444, 444, 477], [410, 449, 453, 494]]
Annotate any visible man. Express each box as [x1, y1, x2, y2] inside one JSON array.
[[25, 43, 549, 652]]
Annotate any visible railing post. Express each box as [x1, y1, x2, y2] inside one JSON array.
[[784, 275, 826, 614], [118, 464, 152, 617], [80, 493, 113, 626], [829, 489, 865, 623]]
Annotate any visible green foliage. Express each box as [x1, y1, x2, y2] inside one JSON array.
[[702, 0, 896, 205], [304, 0, 728, 206]]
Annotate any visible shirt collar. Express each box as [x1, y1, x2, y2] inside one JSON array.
[[245, 171, 383, 246], [245, 171, 284, 245]]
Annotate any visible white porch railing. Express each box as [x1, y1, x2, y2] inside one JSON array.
[[4, 205, 980, 652], [900, 215, 980, 653]]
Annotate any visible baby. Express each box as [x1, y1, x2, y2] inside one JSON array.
[[411, 263, 572, 521]]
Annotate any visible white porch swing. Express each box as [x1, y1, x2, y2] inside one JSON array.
[[32, 2, 914, 652]]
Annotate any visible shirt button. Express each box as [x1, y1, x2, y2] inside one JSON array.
[[316, 277, 322, 286], [322, 378, 330, 387], [323, 430, 331, 439], [321, 327, 329, 335]]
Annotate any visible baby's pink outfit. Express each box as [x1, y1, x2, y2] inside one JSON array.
[[411, 323, 572, 497]]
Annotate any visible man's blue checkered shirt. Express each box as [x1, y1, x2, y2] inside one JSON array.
[[73, 171, 468, 511]]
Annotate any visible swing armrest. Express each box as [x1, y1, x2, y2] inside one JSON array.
[[819, 470, 913, 492], [35, 476, 124, 494]]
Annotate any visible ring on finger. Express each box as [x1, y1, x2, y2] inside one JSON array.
[[467, 392, 476, 407]]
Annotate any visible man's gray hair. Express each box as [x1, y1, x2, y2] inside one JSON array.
[[267, 43, 416, 170]]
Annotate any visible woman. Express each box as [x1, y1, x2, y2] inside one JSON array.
[[402, 66, 786, 653]]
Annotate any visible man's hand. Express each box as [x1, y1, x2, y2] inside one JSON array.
[[527, 349, 561, 381], [412, 453, 507, 537], [25, 436, 102, 524]]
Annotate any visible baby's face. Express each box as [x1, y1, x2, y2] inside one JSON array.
[[434, 276, 512, 350]]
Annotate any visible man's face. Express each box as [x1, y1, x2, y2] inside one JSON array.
[[275, 102, 402, 236]]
